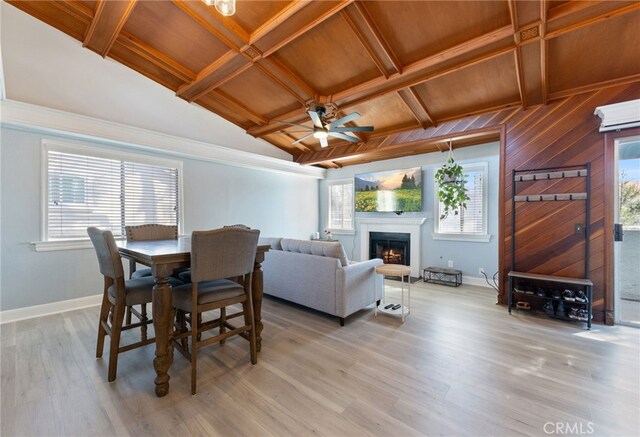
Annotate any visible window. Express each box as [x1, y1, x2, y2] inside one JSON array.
[[44, 142, 181, 241], [435, 162, 489, 241], [328, 181, 354, 232]]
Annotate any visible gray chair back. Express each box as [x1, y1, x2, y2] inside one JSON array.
[[125, 224, 178, 241], [191, 228, 260, 283], [87, 227, 124, 280]]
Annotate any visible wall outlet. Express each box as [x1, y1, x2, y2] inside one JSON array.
[[479, 267, 485, 275], [448, 260, 454, 268]]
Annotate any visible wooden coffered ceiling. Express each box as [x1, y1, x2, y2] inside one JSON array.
[[8, 0, 640, 168]]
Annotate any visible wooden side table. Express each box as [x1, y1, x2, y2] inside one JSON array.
[[374, 264, 411, 322]]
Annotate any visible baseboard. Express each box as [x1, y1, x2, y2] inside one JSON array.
[[462, 276, 496, 289], [0, 294, 102, 324]]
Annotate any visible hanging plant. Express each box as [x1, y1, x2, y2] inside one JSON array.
[[434, 141, 470, 219]]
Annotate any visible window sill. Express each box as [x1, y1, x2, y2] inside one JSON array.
[[326, 229, 356, 236], [432, 233, 492, 243], [32, 238, 106, 252]]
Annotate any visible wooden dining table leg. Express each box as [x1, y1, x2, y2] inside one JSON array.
[[152, 267, 174, 397], [252, 251, 266, 352]]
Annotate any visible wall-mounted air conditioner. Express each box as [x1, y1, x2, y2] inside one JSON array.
[[594, 99, 640, 132]]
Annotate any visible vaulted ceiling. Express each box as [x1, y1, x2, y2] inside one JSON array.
[[7, 0, 640, 168]]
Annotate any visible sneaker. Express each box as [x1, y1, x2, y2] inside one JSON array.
[[574, 290, 588, 303], [568, 307, 580, 320], [576, 309, 592, 321], [561, 290, 576, 302], [536, 288, 547, 297], [525, 284, 535, 295], [551, 288, 562, 300]]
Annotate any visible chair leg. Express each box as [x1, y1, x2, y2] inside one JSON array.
[[175, 310, 188, 349], [96, 293, 111, 359], [219, 307, 226, 345], [140, 303, 148, 341], [125, 306, 132, 325], [197, 313, 202, 342], [243, 299, 257, 365], [108, 303, 126, 382], [191, 313, 198, 395]]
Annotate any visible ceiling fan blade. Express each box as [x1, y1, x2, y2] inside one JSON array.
[[292, 133, 314, 144], [330, 126, 374, 133], [276, 120, 313, 129], [328, 132, 359, 143], [327, 112, 361, 129], [320, 137, 329, 148], [308, 110, 324, 128]]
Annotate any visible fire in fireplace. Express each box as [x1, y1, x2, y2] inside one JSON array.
[[369, 232, 410, 266]]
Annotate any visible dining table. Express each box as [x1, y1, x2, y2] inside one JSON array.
[[117, 236, 269, 397]]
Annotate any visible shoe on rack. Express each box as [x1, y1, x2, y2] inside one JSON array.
[[525, 284, 536, 295], [567, 307, 579, 320], [576, 309, 592, 321], [536, 288, 547, 297], [561, 289, 576, 302], [551, 288, 562, 300], [574, 290, 588, 303]]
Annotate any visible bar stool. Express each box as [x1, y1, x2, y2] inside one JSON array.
[[374, 264, 411, 322]]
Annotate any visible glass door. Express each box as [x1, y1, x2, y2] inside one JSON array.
[[614, 135, 640, 327]]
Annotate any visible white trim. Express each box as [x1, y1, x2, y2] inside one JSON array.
[[358, 217, 427, 277], [432, 233, 492, 242], [0, 294, 102, 324], [327, 179, 355, 232], [462, 276, 495, 289], [32, 239, 94, 252], [0, 99, 325, 179], [595, 99, 640, 132]]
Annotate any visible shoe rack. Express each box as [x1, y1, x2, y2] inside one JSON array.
[[508, 164, 593, 329]]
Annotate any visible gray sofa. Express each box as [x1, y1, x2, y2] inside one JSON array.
[[260, 237, 383, 325]]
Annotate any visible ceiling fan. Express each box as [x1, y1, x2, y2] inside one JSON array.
[[279, 106, 374, 148]]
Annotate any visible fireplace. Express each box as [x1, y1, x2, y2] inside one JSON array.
[[369, 232, 410, 266]]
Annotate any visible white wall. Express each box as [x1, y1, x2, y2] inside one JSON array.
[[319, 142, 500, 284], [0, 2, 289, 160], [0, 127, 319, 311]]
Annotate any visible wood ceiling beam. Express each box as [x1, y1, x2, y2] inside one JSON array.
[[248, 30, 514, 138], [352, 1, 402, 74], [116, 32, 195, 83], [396, 88, 436, 129], [297, 126, 501, 166], [187, 62, 253, 103], [261, 0, 355, 58], [50, 0, 93, 24], [171, 1, 243, 51], [209, 90, 268, 125], [507, 0, 527, 109], [255, 57, 317, 102], [547, 74, 640, 101], [545, 2, 640, 40], [340, 10, 389, 78], [83, 0, 137, 57], [249, 1, 313, 43]]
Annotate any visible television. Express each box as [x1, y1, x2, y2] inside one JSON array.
[[354, 167, 422, 212]]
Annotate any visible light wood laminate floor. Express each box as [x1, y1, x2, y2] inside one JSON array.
[[2, 281, 639, 436]]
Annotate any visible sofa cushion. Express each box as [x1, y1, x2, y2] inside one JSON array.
[[280, 238, 349, 267], [258, 237, 283, 250]]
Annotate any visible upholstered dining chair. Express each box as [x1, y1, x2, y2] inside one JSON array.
[[124, 224, 178, 279], [87, 226, 182, 382], [124, 224, 182, 325], [172, 227, 260, 395]]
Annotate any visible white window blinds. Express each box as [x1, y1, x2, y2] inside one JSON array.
[[47, 149, 179, 240], [328, 182, 354, 230], [437, 165, 486, 234]]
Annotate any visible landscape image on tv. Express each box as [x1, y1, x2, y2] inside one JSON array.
[[355, 167, 422, 212]]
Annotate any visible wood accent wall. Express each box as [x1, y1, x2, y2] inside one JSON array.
[[499, 82, 640, 324]]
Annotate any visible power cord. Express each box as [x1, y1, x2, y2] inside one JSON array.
[[481, 270, 499, 292]]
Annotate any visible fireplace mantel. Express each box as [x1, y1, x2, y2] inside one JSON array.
[[357, 217, 427, 277]]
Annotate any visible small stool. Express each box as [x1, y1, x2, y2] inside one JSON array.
[[374, 264, 411, 322]]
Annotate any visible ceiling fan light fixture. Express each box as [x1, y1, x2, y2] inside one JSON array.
[[313, 129, 328, 139], [215, 0, 236, 16]]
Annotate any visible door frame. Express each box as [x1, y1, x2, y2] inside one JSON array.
[[603, 127, 640, 325]]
